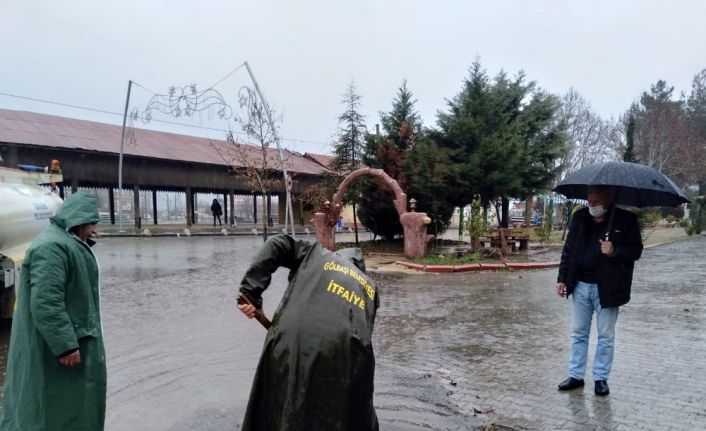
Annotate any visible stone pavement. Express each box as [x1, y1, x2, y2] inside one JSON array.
[[371, 235, 706, 430]]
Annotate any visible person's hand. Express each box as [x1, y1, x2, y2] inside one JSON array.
[[238, 303, 257, 319], [59, 350, 81, 367], [555, 282, 567, 298], [599, 240, 614, 256]]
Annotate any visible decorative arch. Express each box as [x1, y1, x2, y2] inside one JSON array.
[[312, 167, 433, 259]]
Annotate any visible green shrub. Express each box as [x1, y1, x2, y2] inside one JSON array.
[[643, 210, 661, 225], [463, 194, 488, 249]]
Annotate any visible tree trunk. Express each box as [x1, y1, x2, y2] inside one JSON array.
[[494, 201, 509, 260], [353, 202, 359, 246], [458, 206, 464, 238], [501, 197, 510, 228], [262, 193, 268, 241], [525, 197, 532, 227]]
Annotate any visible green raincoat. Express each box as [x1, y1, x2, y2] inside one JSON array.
[[239, 235, 379, 431], [0, 190, 105, 431]]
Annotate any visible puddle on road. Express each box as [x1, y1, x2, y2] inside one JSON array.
[[0, 236, 702, 429]]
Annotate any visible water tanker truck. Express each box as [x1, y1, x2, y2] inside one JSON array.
[[0, 162, 63, 318]]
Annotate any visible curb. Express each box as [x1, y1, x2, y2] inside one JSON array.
[[99, 231, 318, 238], [644, 233, 705, 249], [395, 260, 560, 273]]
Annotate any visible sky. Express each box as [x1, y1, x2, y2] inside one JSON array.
[[2, 0, 706, 156]]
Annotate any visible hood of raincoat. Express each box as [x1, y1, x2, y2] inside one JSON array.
[[336, 247, 366, 272], [51, 190, 100, 230]]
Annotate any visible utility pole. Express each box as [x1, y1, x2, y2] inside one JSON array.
[[118, 80, 133, 232], [243, 61, 296, 238]]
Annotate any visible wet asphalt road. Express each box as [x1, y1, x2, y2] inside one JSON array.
[[0, 234, 704, 430]]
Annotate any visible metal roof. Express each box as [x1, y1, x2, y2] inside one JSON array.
[[0, 109, 327, 175], [304, 153, 336, 168]]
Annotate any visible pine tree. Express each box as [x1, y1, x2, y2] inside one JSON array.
[[357, 80, 427, 239], [331, 81, 366, 174], [331, 80, 367, 243], [433, 59, 566, 229], [623, 114, 637, 162]]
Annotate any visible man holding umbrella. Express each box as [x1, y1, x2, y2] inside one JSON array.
[[553, 161, 689, 396], [555, 186, 643, 396]]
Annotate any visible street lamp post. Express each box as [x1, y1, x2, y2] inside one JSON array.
[[243, 61, 296, 238], [118, 80, 133, 232]]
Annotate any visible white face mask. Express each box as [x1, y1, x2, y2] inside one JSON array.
[[588, 205, 607, 218]]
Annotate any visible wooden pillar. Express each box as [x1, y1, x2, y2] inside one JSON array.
[[133, 185, 141, 230], [267, 194, 273, 226], [253, 194, 258, 224], [223, 193, 228, 226], [229, 190, 235, 226], [108, 188, 115, 225], [278, 193, 286, 227], [152, 190, 158, 225], [185, 187, 193, 227], [300, 198, 304, 225], [193, 192, 197, 225]]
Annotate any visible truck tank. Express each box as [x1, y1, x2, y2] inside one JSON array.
[[0, 165, 63, 317]]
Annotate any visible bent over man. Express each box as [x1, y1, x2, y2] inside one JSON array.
[[237, 235, 379, 431], [0, 190, 106, 431], [556, 187, 643, 396]]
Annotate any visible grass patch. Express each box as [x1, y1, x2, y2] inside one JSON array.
[[337, 238, 539, 266], [336, 238, 469, 255], [418, 252, 486, 265], [417, 251, 531, 265], [336, 239, 404, 254]]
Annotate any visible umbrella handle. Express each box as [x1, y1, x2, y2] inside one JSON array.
[[605, 205, 616, 241]]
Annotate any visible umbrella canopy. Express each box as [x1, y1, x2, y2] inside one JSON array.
[[554, 161, 690, 207]]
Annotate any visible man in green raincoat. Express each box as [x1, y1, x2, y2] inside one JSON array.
[[237, 235, 379, 431], [0, 190, 106, 431]]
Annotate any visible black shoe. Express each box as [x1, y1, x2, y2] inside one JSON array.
[[558, 377, 585, 391], [595, 380, 609, 396]]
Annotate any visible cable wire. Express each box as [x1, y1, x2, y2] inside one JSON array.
[[207, 63, 246, 90], [0, 90, 331, 148]]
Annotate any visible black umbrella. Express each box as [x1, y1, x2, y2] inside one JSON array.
[[554, 161, 690, 208]]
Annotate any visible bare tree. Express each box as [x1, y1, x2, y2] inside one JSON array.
[[633, 80, 702, 186], [212, 87, 288, 240], [686, 69, 706, 191], [556, 88, 622, 178]]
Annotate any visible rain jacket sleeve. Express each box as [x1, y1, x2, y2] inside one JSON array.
[[28, 242, 79, 357], [557, 212, 579, 284], [239, 235, 313, 309]]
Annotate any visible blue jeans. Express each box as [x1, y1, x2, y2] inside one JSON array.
[[568, 281, 619, 381]]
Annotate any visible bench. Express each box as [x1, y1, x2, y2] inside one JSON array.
[[478, 229, 530, 252]]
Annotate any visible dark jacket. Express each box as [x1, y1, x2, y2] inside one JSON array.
[[211, 201, 222, 216], [239, 235, 379, 431], [557, 206, 643, 308]]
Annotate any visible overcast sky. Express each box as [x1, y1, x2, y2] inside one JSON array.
[[2, 0, 705, 155]]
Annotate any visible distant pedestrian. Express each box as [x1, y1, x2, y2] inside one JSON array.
[[211, 199, 223, 226], [336, 216, 344, 232], [555, 186, 643, 396], [0, 190, 107, 430]]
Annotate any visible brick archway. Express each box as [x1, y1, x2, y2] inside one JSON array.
[[312, 167, 433, 258]]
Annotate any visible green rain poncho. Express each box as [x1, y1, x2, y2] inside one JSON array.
[[239, 235, 379, 431], [0, 190, 105, 431]]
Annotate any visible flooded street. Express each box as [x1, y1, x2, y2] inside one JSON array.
[[0, 234, 704, 430]]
